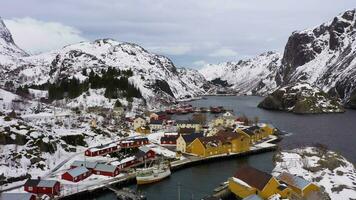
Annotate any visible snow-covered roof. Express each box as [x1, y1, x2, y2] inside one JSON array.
[[71, 161, 98, 169], [139, 145, 151, 153], [1, 193, 35, 200], [37, 179, 58, 187], [242, 194, 263, 200], [66, 166, 89, 177], [277, 172, 311, 190], [94, 164, 117, 173]]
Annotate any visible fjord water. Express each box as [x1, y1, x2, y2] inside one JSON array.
[[97, 96, 356, 200]]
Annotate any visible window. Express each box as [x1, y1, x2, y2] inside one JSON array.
[[28, 187, 33, 191]]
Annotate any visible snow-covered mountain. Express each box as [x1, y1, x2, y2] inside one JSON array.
[[0, 18, 28, 73], [279, 9, 356, 107], [200, 9, 356, 108], [199, 51, 281, 95], [0, 18, 210, 108]]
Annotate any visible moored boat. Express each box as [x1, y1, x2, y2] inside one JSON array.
[[136, 162, 171, 185]]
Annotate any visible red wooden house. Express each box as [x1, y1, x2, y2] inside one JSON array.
[[24, 178, 60, 196], [85, 143, 120, 157], [93, 164, 120, 177], [70, 161, 98, 170], [61, 166, 91, 182], [160, 134, 179, 145], [119, 137, 149, 148], [117, 146, 156, 169]]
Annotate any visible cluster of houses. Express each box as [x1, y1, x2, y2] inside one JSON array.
[[63, 145, 156, 183], [129, 110, 275, 158], [228, 166, 321, 200]]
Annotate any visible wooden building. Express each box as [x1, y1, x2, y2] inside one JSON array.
[[24, 178, 61, 196], [61, 166, 91, 182], [228, 166, 291, 199], [93, 164, 120, 177], [85, 143, 119, 157], [176, 132, 204, 153], [135, 125, 151, 134], [119, 137, 149, 148], [187, 131, 250, 157], [133, 116, 147, 130], [160, 134, 179, 146], [277, 172, 320, 198], [175, 120, 202, 132]]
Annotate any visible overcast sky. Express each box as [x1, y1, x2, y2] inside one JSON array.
[[1, 0, 355, 68]]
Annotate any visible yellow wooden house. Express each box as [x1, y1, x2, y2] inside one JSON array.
[[187, 131, 250, 157], [135, 125, 151, 135], [237, 125, 274, 144], [229, 166, 291, 199], [277, 172, 320, 199], [176, 120, 202, 132]]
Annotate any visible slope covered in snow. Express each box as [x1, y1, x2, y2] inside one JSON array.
[[1, 39, 209, 107], [199, 51, 282, 95], [273, 147, 356, 200], [0, 18, 28, 73]]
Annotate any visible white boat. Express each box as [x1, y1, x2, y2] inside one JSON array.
[[136, 161, 171, 185]]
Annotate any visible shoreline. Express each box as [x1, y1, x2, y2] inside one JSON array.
[[58, 139, 278, 200]]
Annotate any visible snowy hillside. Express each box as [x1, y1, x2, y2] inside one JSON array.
[[273, 147, 356, 199], [200, 9, 356, 108], [279, 9, 356, 108], [2, 39, 208, 106], [199, 51, 281, 95], [0, 18, 28, 73]]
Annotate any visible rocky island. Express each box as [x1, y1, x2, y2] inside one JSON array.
[[257, 83, 345, 114]]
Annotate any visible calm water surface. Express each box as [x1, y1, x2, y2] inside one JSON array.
[[94, 96, 356, 200]]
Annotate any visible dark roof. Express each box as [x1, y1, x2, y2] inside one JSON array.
[[24, 179, 40, 187], [150, 120, 163, 125], [161, 135, 179, 142], [234, 166, 272, 191], [71, 161, 98, 169], [181, 132, 204, 143], [135, 150, 146, 158], [132, 137, 149, 142], [178, 128, 196, 134], [156, 111, 167, 115]]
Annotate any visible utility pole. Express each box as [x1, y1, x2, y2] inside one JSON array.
[[177, 182, 181, 200]]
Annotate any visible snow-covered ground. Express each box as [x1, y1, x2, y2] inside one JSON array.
[[273, 147, 356, 199]]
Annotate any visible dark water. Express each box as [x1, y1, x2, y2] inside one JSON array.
[[94, 96, 356, 200]]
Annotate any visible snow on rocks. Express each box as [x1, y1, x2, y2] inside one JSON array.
[[273, 147, 356, 199]]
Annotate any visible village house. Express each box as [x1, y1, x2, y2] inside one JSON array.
[[85, 143, 119, 157], [176, 120, 202, 132], [277, 172, 320, 199], [24, 178, 61, 196], [237, 124, 275, 144], [213, 111, 236, 128], [150, 111, 168, 121], [1, 193, 36, 200], [160, 134, 179, 146], [176, 132, 204, 153], [133, 115, 147, 130], [119, 137, 149, 148], [135, 125, 151, 134], [208, 126, 229, 136], [178, 127, 196, 135], [228, 166, 291, 199], [93, 164, 120, 177], [62, 166, 91, 182], [70, 161, 98, 170], [187, 131, 250, 157], [149, 120, 164, 131]]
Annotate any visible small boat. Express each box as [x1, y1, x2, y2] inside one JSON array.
[[136, 161, 171, 185]]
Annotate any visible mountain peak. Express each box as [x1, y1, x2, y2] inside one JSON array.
[[0, 17, 15, 45]]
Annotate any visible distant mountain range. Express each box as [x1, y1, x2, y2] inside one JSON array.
[[1, 9, 356, 109], [200, 9, 356, 109]]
